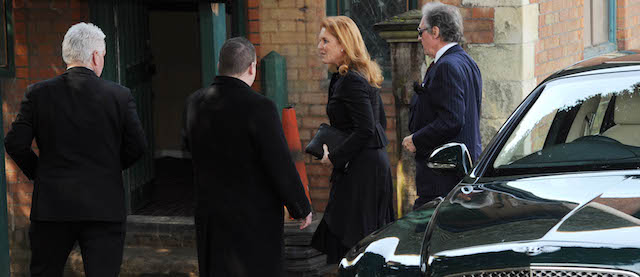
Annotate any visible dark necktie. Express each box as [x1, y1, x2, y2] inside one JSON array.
[[414, 62, 435, 95]]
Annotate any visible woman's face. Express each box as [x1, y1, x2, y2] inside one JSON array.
[[317, 27, 345, 66]]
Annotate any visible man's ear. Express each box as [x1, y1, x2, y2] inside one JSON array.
[[248, 61, 256, 76], [432, 26, 440, 38], [91, 51, 99, 66]]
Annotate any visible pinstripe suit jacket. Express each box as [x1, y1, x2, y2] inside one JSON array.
[[409, 45, 482, 197]]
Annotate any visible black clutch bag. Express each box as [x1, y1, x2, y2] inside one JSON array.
[[305, 123, 348, 159]]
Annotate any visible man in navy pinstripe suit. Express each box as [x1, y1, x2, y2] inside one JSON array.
[[403, 2, 483, 209]]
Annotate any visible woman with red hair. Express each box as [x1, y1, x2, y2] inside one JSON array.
[[312, 16, 395, 265]]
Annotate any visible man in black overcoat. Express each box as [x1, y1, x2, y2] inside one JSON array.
[[182, 37, 313, 277], [403, 2, 483, 208], [4, 23, 147, 276]]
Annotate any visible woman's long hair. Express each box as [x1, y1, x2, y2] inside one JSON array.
[[321, 16, 383, 88]]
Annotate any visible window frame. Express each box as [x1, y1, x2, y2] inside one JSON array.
[[0, 0, 13, 77], [584, 0, 617, 59]]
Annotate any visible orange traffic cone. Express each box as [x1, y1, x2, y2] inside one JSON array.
[[281, 107, 312, 208]]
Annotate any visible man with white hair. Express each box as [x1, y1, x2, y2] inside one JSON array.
[[5, 22, 146, 276], [402, 2, 483, 208]]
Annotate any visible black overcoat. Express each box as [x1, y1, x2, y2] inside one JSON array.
[[182, 76, 311, 276], [4, 67, 147, 222], [318, 71, 395, 252]]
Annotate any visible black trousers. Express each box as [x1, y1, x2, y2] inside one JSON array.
[[29, 220, 126, 277]]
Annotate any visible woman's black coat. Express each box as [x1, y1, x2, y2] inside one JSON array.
[[322, 71, 394, 249]]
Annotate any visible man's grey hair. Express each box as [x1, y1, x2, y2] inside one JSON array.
[[62, 22, 106, 65], [218, 37, 256, 76], [422, 2, 465, 44]]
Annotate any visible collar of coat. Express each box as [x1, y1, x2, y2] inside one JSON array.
[[212, 75, 252, 89]]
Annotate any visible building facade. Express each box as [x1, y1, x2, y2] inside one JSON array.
[[0, 0, 639, 275]]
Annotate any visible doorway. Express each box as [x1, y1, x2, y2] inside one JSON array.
[[90, 0, 237, 216], [134, 9, 202, 217]]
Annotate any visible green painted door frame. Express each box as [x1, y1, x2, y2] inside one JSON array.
[[199, 2, 227, 87]]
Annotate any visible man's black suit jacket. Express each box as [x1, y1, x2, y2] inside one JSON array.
[[409, 44, 483, 197], [4, 67, 147, 222]]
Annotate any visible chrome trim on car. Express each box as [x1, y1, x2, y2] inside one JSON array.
[[447, 266, 640, 277]]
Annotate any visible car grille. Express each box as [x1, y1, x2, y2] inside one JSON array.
[[449, 267, 639, 277]]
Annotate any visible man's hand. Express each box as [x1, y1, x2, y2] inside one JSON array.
[[402, 135, 417, 153], [320, 144, 333, 168], [299, 212, 313, 230]]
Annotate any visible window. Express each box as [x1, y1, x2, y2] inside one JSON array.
[[0, 0, 13, 77], [492, 71, 640, 176], [584, 0, 617, 58], [326, 0, 418, 79]]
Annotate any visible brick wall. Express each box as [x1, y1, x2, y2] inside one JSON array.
[[617, 0, 640, 50], [534, 0, 584, 83], [420, 0, 495, 44], [3, 0, 89, 275]]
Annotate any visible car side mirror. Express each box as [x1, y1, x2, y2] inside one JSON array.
[[427, 143, 473, 178]]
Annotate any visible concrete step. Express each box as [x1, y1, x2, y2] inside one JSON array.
[[65, 246, 199, 277], [60, 214, 331, 276], [125, 215, 196, 249]]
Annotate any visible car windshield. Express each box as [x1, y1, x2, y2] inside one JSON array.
[[493, 69, 640, 175]]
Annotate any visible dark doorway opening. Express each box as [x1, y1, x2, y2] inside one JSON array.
[[135, 157, 194, 216], [134, 8, 201, 217]]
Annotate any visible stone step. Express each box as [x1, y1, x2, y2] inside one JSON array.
[[125, 215, 196, 249], [65, 246, 199, 277], [61, 214, 330, 276]]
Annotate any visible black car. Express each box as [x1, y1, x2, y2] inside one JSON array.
[[338, 52, 640, 276]]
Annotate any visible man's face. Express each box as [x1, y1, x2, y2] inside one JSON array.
[[418, 18, 438, 58]]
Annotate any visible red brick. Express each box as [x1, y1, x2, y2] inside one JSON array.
[[439, 0, 461, 6], [464, 19, 494, 32], [248, 33, 261, 44], [70, 0, 88, 10], [7, 192, 31, 205], [306, 164, 331, 176], [308, 175, 329, 187], [51, 0, 69, 9], [459, 7, 471, 19], [13, 0, 25, 9], [383, 105, 396, 117], [14, 9, 26, 21], [465, 30, 494, 44], [8, 181, 33, 194], [249, 21, 259, 33], [380, 93, 394, 104], [311, 199, 327, 212], [248, 8, 259, 20], [15, 68, 28, 79], [471, 8, 494, 19]]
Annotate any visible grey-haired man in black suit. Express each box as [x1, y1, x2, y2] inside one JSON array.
[[5, 22, 146, 276]]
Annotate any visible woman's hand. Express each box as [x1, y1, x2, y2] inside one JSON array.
[[321, 144, 333, 168]]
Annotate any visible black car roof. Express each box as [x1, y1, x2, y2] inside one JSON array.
[[541, 49, 640, 84]]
